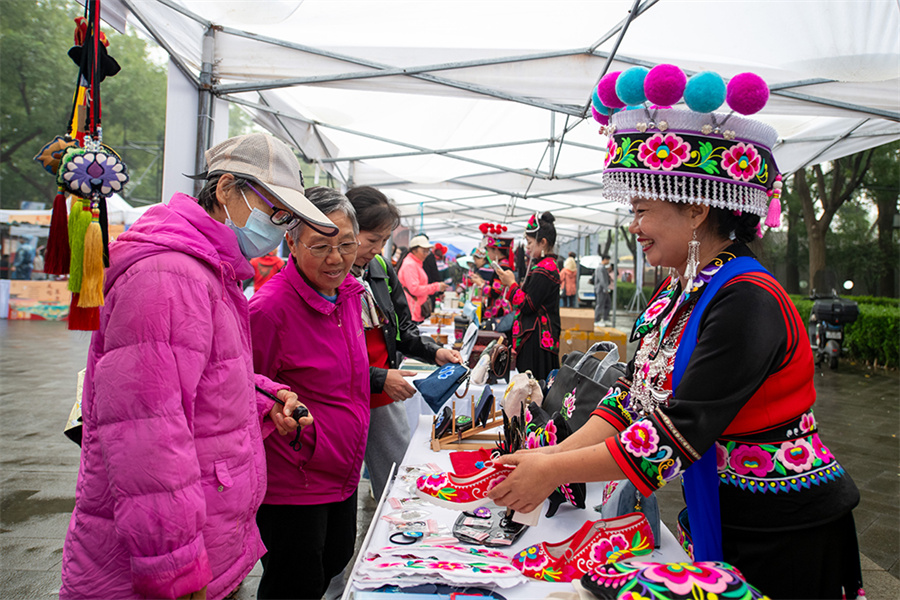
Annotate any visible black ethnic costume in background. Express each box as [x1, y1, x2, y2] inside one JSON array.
[[591, 245, 862, 598], [509, 255, 561, 381]]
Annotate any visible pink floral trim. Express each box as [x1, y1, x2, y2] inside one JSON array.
[[721, 142, 761, 182], [637, 133, 691, 171]]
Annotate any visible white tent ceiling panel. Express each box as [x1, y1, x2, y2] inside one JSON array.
[[106, 0, 900, 243]]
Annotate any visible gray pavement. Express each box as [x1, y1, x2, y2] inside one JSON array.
[[1, 319, 897, 599]]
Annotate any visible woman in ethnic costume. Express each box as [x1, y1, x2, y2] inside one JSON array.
[[489, 70, 862, 598], [494, 212, 561, 381]]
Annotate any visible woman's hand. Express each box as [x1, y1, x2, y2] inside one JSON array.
[[383, 369, 417, 402], [435, 348, 462, 366], [495, 267, 516, 287], [470, 273, 485, 287], [177, 585, 207, 600], [268, 389, 313, 436], [486, 451, 559, 514]]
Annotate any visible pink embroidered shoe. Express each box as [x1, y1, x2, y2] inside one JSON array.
[[415, 462, 514, 510], [510, 512, 654, 582]]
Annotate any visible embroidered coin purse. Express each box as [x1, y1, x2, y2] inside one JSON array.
[[414, 363, 470, 412]]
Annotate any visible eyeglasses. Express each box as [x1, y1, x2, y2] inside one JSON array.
[[301, 240, 360, 258], [245, 182, 302, 230]]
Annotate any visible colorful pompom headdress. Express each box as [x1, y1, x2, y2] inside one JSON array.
[[591, 65, 783, 231], [479, 222, 513, 265]]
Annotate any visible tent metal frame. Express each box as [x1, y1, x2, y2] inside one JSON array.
[[119, 0, 900, 241]]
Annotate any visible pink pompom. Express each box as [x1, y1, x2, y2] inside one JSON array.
[[644, 64, 686, 107], [597, 72, 626, 109], [727, 72, 769, 115], [591, 105, 610, 124]]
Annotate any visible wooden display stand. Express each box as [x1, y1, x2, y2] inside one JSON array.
[[430, 391, 504, 452]]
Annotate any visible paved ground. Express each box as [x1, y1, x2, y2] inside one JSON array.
[[1, 319, 897, 599]]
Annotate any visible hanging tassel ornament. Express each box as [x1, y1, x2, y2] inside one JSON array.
[[45, 187, 72, 274], [685, 229, 700, 292], [78, 201, 105, 307], [67, 201, 92, 294], [764, 174, 783, 230], [68, 293, 100, 331]]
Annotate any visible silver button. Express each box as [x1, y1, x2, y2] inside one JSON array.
[[217, 485, 224, 492]]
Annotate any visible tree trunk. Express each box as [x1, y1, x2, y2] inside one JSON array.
[[875, 195, 898, 297], [785, 206, 800, 294]]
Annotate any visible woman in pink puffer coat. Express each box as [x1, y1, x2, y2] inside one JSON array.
[[59, 134, 325, 600]]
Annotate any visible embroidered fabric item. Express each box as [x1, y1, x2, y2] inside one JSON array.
[[511, 513, 654, 583], [581, 561, 770, 600], [413, 363, 470, 412], [416, 462, 514, 510], [355, 544, 525, 589]]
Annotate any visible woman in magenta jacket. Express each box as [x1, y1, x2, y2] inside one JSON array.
[[248, 187, 369, 599], [59, 134, 318, 600]]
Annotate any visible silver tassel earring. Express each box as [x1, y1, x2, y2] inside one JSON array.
[[685, 229, 700, 291]]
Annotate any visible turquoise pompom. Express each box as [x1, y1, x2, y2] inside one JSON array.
[[591, 87, 604, 111], [616, 67, 649, 106], [684, 71, 726, 113]]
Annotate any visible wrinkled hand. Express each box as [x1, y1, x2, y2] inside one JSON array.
[[268, 389, 312, 436], [435, 348, 462, 366], [495, 267, 516, 287], [384, 369, 417, 402], [486, 452, 559, 514], [176, 585, 207, 600]]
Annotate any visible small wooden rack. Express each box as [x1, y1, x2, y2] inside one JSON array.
[[430, 392, 505, 451]]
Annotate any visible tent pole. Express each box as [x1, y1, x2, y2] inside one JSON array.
[[195, 25, 216, 195]]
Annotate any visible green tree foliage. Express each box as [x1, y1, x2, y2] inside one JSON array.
[[1, 0, 166, 209], [861, 141, 899, 297]]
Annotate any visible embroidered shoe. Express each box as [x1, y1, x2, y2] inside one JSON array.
[[416, 462, 515, 511], [510, 512, 654, 582]]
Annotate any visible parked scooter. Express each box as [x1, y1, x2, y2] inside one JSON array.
[[807, 290, 859, 370]]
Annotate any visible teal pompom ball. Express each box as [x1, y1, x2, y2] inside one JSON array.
[[591, 87, 604, 111], [684, 71, 726, 113], [616, 67, 649, 106]]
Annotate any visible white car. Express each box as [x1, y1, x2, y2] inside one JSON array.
[[577, 255, 601, 307]]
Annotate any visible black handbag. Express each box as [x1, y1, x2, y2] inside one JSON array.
[[541, 341, 627, 432]]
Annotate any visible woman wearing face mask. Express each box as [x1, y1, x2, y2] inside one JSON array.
[[346, 186, 462, 500], [60, 134, 318, 600], [249, 187, 370, 600]]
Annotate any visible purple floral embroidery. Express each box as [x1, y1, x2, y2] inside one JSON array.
[[721, 142, 761, 182], [621, 421, 659, 458], [590, 533, 630, 563], [800, 412, 816, 433], [642, 562, 730, 595], [637, 133, 690, 171], [715, 442, 729, 473], [776, 439, 815, 473], [512, 545, 549, 571], [811, 433, 834, 462], [729, 445, 773, 477], [659, 456, 683, 482]]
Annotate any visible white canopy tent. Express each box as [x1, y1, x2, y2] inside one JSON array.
[[95, 0, 900, 248]]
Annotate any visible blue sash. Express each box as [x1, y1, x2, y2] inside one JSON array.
[[671, 256, 768, 561]]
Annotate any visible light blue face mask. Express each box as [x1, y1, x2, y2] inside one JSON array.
[[224, 189, 290, 259]]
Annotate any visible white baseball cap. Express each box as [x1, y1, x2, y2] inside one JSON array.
[[409, 235, 432, 250]]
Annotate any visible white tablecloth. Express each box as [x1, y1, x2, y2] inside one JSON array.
[[345, 414, 690, 598]]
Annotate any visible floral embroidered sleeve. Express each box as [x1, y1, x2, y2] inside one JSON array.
[[603, 280, 792, 497], [591, 375, 636, 431]]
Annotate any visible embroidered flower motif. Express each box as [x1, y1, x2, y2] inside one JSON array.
[[621, 421, 660, 457], [637, 133, 691, 171], [620, 593, 652, 600], [492, 280, 502, 291], [590, 533, 630, 564], [729, 444, 774, 477], [715, 441, 729, 473], [512, 320, 521, 335], [417, 473, 449, 493], [512, 545, 549, 571], [811, 433, 834, 462], [562, 390, 576, 419], [540, 330, 554, 349], [643, 296, 669, 321], [800, 412, 817, 433], [512, 289, 526, 305], [721, 142, 761, 182], [537, 257, 557, 271], [605, 137, 618, 168], [658, 456, 682, 482], [776, 439, 816, 473], [642, 562, 730, 596]]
